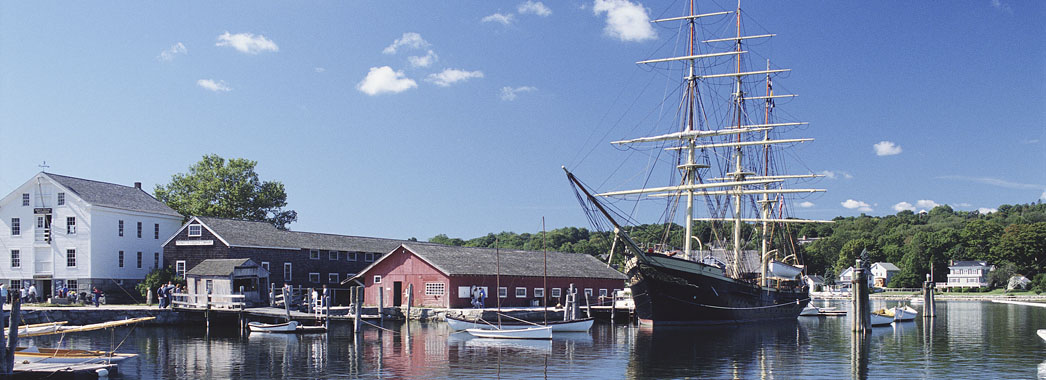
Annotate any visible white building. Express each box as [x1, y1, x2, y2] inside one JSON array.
[[945, 260, 993, 289], [870, 262, 900, 288], [0, 172, 183, 303], [838, 266, 875, 289]]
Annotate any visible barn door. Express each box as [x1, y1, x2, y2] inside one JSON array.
[[393, 281, 402, 307]]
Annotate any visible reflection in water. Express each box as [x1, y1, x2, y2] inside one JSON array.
[[850, 331, 868, 380]]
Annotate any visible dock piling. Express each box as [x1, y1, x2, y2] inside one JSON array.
[[353, 286, 362, 333], [378, 286, 384, 324], [851, 259, 869, 333]]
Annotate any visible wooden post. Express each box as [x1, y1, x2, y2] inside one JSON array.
[[851, 259, 869, 333], [584, 291, 592, 319], [3, 297, 20, 375], [270, 283, 275, 307], [405, 284, 413, 319], [353, 286, 362, 333], [205, 294, 212, 330], [325, 295, 331, 331], [378, 286, 385, 323]]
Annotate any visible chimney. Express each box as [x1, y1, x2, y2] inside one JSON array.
[[134, 182, 142, 189]]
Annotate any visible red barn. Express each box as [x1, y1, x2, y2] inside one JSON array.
[[349, 244, 627, 309]]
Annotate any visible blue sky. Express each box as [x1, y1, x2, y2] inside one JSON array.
[[1, 1, 1043, 240]]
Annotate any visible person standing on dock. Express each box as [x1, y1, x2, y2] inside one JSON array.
[[92, 287, 102, 307], [321, 285, 329, 308], [0, 283, 7, 304], [28, 283, 37, 303], [157, 285, 167, 308]]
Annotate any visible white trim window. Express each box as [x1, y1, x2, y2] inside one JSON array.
[[154, 224, 159, 239], [498, 287, 508, 298], [154, 252, 159, 268], [534, 288, 544, 298], [515, 287, 526, 298], [137, 222, 142, 238], [599, 289, 608, 298], [22, 193, 29, 206], [329, 273, 339, 284], [10, 218, 19, 236], [373, 275, 382, 284], [66, 249, 76, 267], [57, 192, 65, 206], [425, 282, 446, 296], [329, 250, 339, 260], [177, 260, 187, 277], [66, 217, 76, 234], [261, 261, 270, 272], [309, 273, 320, 283], [584, 288, 593, 297], [551, 288, 561, 298], [284, 263, 293, 281], [118, 220, 124, 237], [10, 250, 20, 268], [187, 225, 202, 237], [365, 253, 375, 262], [137, 252, 143, 269], [310, 249, 320, 260], [347, 252, 358, 261]]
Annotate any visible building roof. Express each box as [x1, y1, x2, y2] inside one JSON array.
[[380, 243, 627, 280], [192, 216, 409, 253], [872, 262, 900, 271], [186, 258, 256, 276], [44, 173, 182, 217], [806, 275, 825, 284], [950, 260, 989, 268]]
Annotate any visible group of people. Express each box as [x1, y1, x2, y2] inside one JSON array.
[[0, 283, 38, 304], [156, 281, 180, 308]]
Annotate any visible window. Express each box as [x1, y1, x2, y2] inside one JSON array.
[[534, 288, 544, 298], [373, 275, 382, 284], [176, 260, 186, 277], [206, 280, 213, 294], [425, 282, 446, 296], [10, 218, 19, 236], [551, 288, 561, 298], [137, 222, 142, 238], [154, 224, 159, 239], [365, 253, 375, 262], [329, 250, 339, 260], [187, 225, 201, 237], [309, 273, 320, 283], [310, 249, 319, 260], [66, 249, 76, 267], [118, 251, 124, 267], [10, 250, 20, 268], [136, 252, 142, 268], [498, 287, 508, 298], [22, 193, 29, 206], [261, 261, 270, 272], [118, 220, 124, 237], [347, 252, 358, 261], [66, 217, 76, 234], [57, 193, 65, 206], [154, 252, 159, 268], [599, 289, 608, 298], [514, 287, 526, 298], [9, 281, 21, 291], [329, 273, 339, 284], [584, 288, 593, 298], [67, 280, 78, 293], [284, 263, 292, 281]]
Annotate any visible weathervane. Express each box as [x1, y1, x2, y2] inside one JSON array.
[[39, 161, 50, 171]]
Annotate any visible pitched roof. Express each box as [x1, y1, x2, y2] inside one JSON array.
[[395, 243, 627, 280], [186, 258, 256, 276], [44, 173, 181, 217], [872, 262, 900, 271], [193, 216, 409, 253], [951, 260, 989, 268]]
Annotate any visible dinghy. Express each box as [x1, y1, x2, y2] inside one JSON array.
[[871, 309, 895, 326], [1037, 329, 1046, 343], [447, 316, 593, 332], [466, 326, 552, 340], [15, 347, 137, 364], [248, 320, 299, 333], [799, 306, 820, 316]]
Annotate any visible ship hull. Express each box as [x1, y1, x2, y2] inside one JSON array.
[[627, 254, 809, 326]]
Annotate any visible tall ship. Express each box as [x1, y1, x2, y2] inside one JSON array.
[[564, 1, 830, 325]]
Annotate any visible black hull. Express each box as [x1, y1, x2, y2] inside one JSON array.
[[627, 255, 809, 326]]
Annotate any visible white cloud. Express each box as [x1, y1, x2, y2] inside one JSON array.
[[915, 200, 940, 209], [500, 86, 537, 101], [873, 141, 902, 156], [157, 42, 187, 62], [356, 66, 417, 95], [426, 69, 484, 87], [893, 202, 915, 212], [408, 50, 439, 68], [956, 202, 972, 207], [382, 32, 429, 55], [991, 0, 1013, 13], [798, 201, 815, 208], [819, 170, 853, 179], [518, 1, 552, 16], [197, 79, 231, 92], [938, 175, 1044, 190], [978, 207, 998, 214], [314, 67, 326, 73], [841, 199, 873, 212], [215, 32, 278, 54], [482, 13, 514, 25], [592, 0, 656, 42]]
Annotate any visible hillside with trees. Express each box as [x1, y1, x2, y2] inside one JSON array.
[[430, 202, 1046, 289]]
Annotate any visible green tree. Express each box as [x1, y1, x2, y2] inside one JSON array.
[[155, 155, 297, 229], [993, 223, 1046, 276], [136, 267, 184, 299]]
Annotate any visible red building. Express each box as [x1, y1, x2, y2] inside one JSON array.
[[349, 244, 627, 309]]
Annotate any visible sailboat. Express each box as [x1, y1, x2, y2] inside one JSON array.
[[465, 239, 552, 339], [563, 1, 829, 326], [14, 317, 154, 363]]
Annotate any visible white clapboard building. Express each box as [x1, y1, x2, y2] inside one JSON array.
[[0, 172, 183, 303]]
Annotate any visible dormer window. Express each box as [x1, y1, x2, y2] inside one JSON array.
[[187, 224, 202, 237]]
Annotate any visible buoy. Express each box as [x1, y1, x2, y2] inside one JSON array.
[[96, 368, 109, 377]]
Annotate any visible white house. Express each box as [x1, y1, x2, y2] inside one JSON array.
[[870, 262, 900, 288], [945, 260, 993, 289], [0, 172, 183, 303], [838, 266, 875, 289]]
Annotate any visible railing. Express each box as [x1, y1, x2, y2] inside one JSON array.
[[171, 292, 246, 311]]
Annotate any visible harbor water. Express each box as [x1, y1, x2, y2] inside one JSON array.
[[21, 300, 1046, 379]]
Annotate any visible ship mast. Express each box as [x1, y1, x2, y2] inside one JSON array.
[[730, 0, 746, 279], [758, 59, 775, 287], [682, 0, 700, 261]]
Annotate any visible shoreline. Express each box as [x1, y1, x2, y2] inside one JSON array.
[[812, 292, 1046, 302]]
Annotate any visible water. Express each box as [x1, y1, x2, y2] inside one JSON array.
[[21, 300, 1046, 379]]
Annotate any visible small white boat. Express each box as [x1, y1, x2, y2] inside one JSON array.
[[799, 305, 820, 316], [15, 347, 137, 364], [871, 309, 894, 326], [1037, 329, 1046, 342], [447, 316, 593, 332], [466, 326, 552, 339], [892, 305, 918, 322], [249, 320, 299, 333]]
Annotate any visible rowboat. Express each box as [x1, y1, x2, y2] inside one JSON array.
[[1037, 329, 1046, 343], [465, 326, 552, 339], [248, 321, 299, 333], [15, 347, 136, 364], [446, 316, 593, 332], [871, 309, 895, 326]]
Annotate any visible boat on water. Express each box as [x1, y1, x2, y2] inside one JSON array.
[[1038, 329, 1046, 343], [562, 1, 828, 326], [248, 320, 326, 333], [892, 305, 918, 322], [799, 306, 820, 316], [447, 316, 593, 332], [871, 309, 895, 326], [465, 326, 552, 340], [15, 347, 137, 364]]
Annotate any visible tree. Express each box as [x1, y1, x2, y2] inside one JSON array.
[[993, 223, 1046, 276], [136, 267, 183, 299], [155, 155, 297, 230]]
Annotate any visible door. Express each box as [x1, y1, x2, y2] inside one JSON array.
[[393, 281, 402, 307]]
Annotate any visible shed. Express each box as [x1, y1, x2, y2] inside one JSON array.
[[186, 258, 270, 306]]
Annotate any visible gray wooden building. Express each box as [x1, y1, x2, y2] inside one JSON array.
[[185, 258, 269, 306]]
